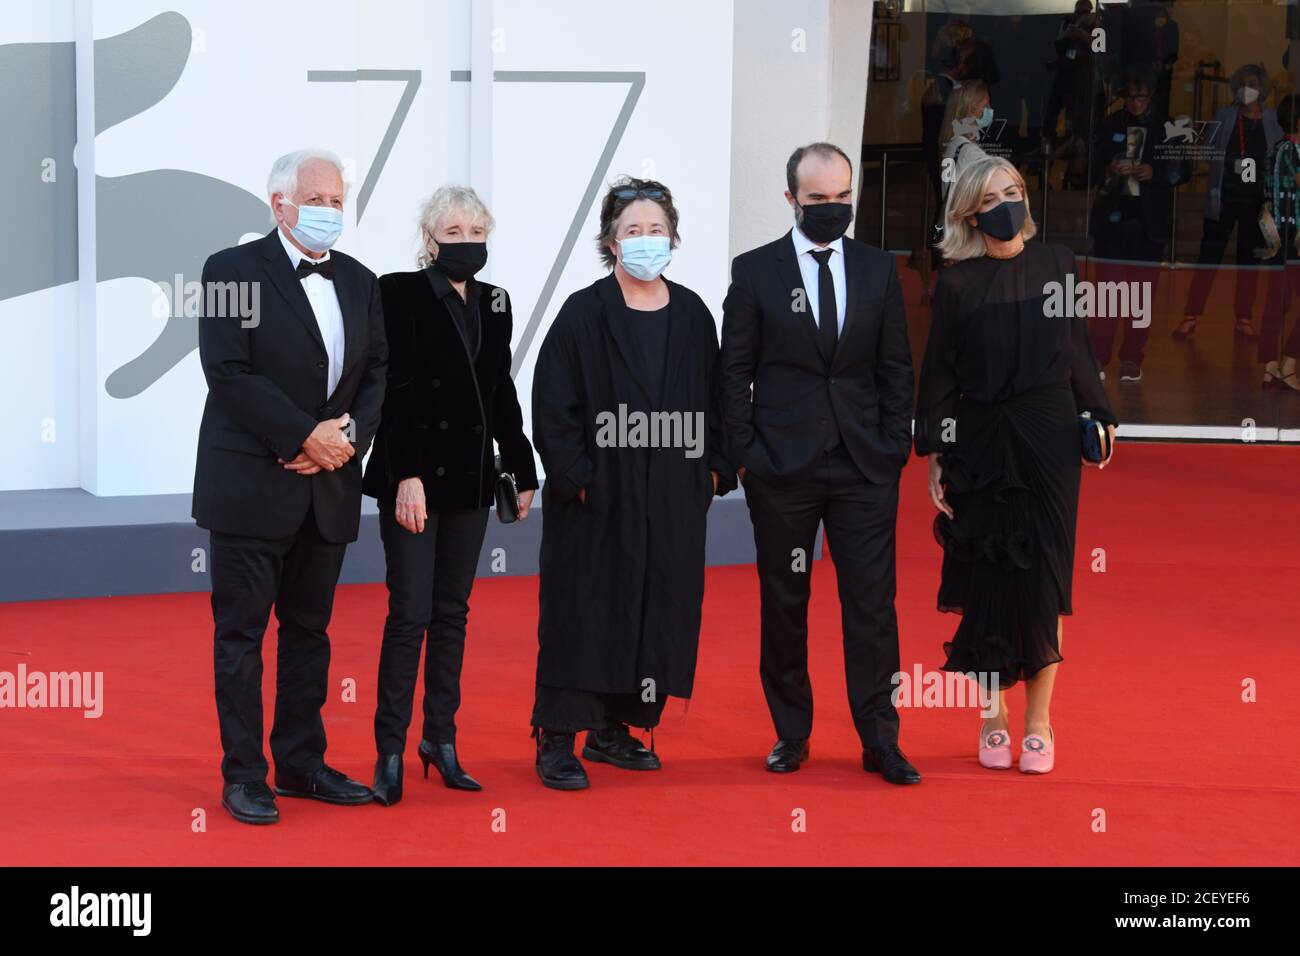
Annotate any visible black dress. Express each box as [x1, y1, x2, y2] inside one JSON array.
[[914, 241, 1117, 687]]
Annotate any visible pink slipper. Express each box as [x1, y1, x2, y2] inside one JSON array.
[[978, 727, 1013, 769], [1019, 728, 1055, 774]]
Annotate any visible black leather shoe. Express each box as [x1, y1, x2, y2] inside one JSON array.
[[535, 730, 589, 790], [863, 744, 921, 785], [582, 722, 661, 770], [221, 781, 279, 825], [372, 754, 403, 806], [274, 764, 374, 804], [418, 739, 482, 791], [766, 738, 810, 773]]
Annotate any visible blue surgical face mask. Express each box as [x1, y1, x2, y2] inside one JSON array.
[[976, 107, 994, 130], [282, 199, 343, 253], [617, 235, 672, 281]]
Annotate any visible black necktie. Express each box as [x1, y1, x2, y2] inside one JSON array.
[[296, 257, 335, 280], [810, 248, 838, 359]]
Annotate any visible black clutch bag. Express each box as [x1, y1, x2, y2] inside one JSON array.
[[1079, 416, 1113, 464], [493, 454, 520, 523]]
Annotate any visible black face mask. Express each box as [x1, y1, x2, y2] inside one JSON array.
[[795, 201, 853, 244], [432, 241, 488, 281], [974, 199, 1026, 242]]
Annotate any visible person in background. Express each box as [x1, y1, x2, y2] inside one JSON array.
[[917, 156, 1117, 775], [1119, 0, 1179, 119], [529, 177, 735, 790], [362, 185, 537, 804], [1088, 67, 1186, 383], [1043, 1, 1101, 149], [923, 37, 968, 273], [939, 79, 994, 208], [957, 35, 1001, 90], [1261, 95, 1300, 392], [1175, 64, 1283, 342]]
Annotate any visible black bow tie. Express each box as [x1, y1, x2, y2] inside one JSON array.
[[295, 257, 335, 280]]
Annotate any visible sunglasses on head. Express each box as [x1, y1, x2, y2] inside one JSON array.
[[612, 186, 666, 201]]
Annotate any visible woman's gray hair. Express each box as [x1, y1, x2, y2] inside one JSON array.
[[1229, 63, 1268, 96], [937, 155, 1037, 262], [416, 185, 496, 267], [266, 148, 350, 201]]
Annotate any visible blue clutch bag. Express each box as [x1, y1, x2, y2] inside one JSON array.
[[1079, 416, 1112, 464]]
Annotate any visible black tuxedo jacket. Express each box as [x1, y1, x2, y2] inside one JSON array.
[[192, 229, 388, 543], [720, 230, 914, 483], [361, 268, 538, 510]]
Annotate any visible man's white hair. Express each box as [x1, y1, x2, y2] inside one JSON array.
[[266, 148, 350, 202]]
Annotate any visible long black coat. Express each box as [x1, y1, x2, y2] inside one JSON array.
[[361, 268, 537, 511], [532, 273, 736, 698]]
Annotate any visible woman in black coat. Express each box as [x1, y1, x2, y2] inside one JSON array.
[[529, 177, 736, 790], [362, 185, 537, 804]]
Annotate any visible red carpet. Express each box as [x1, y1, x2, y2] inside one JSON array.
[[1, 443, 1297, 866]]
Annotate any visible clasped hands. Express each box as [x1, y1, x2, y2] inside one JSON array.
[[277, 413, 355, 476]]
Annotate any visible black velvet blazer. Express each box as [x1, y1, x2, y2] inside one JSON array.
[[362, 267, 538, 510]]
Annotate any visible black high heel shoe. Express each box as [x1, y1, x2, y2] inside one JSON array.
[[418, 739, 482, 791], [372, 753, 403, 806]]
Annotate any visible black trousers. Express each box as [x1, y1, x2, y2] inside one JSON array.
[[211, 508, 347, 784], [373, 505, 489, 754], [743, 445, 902, 749], [1091, 211, 1165, 367], [1184, 196, 1267, 320]]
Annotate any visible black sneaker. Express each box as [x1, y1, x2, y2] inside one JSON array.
[[536, 730, 590, 790], [1119, 361, 1143, 382], [582, 722, 661, 770]]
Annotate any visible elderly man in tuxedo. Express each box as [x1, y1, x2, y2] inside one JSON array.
[[721, 142, 919, 784], [193, 148, 388, 824]]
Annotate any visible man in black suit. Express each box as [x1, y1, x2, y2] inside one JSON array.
[[193, 149, 388, 823], [720, 142, 920, 784]]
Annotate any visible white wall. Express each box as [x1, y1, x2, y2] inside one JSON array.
[[81, 0, 449, 495], [727, 0, 873, 263], [487, 0, 736, 418], [1, 0, 736, 495], [0, 0, 80, 492]]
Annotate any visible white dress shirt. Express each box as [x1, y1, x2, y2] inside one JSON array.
[[278, 227, 345, 398], [791, 226, 847, 333]]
